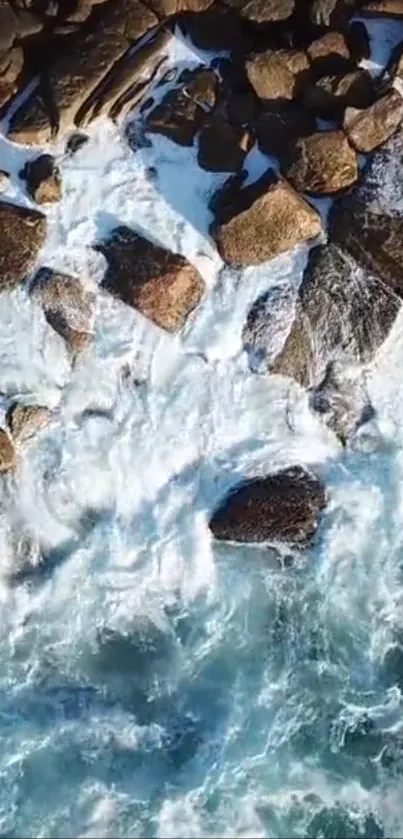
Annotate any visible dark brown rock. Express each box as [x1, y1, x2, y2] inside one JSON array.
[[146, 0, 214, 16], [307, 31, 351, 75], [97, 226, 205, 332], [304, 68, 374, 119], [147, 67, 218, 145], [255, 102, 316, 158], [211, 169, 322, 266], [0, 0, 17, 55], [198, 116, 253, 172], [0, 202, 46, 291], [31, 268, 95, 356], [0, 45, 23, 110], [65, 131, 89, 156], [7, 88, 53, 145], [347, 21, 371, 62], [178, 4, 248, 53], [222, 0, 294, 22], [309, 0, 356, 27], [343, 90, 403, 153], [246, 48, 310, 102], [0, 429, 16, 473], [284, 130, 358, 194], [20, 154, 61, 204], [7, 403, 51, 445], [209, 465, 326, 547]]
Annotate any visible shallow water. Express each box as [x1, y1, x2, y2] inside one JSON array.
[[0, 25, 403, 839]]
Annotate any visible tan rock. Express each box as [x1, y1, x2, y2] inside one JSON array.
[[307, 31, 350, 73], [211, 169, 322, 266], [0, 429, 16, 473], [222, 0, 294, 23], [361, 0, 403, 15], [343, 90, 403, 153], [31, 268, 95, 356], [0, 170, 9, 192], [285, 130, 358, 195], [0, 202, 46, 291], [246, 48, 310, 102], [147, 0, 214, 17], [7, 404, 51, 445], [97, 226, 205, 332]]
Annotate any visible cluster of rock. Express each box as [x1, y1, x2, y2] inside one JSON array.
[[1, 0, 403, 550]]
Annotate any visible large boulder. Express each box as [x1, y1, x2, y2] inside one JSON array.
[[97, 226, 205, 332], [31, 268, 95, 357], [304, 68, 374, 119], [211, 169, 322, 266], [20, 154, 61, 204], [244, 243, 400, 388], [0, 202, 46, 291], [222, 0, 294, 23], [343, 90, 403, 153], [146, 67, 218, 146], [329, 128, 403, 296], [209, 465, 326, 547], [246, 48, 310, 102], [255, 102, 316, 159], [198, 115, 253, 172], [284, 130, 358, 194], [307, 31, 351, 75]]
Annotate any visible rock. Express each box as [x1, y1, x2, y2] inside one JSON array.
[[0, 0, 18, 55], [209, 465, 326, 547], [0, 170, 9, 191], [178, 4, 248, 53], [307, 31, 350, 75], [65, 131, 89, 156], [31, 268, 95, 356], [284, 130, 358, 194], [211, 169, 322, 266], [343, 90, 403, 153], [198, 116, 253, 172], [0, 202, 46, 291], [146, 0, 214, 17], [7, 403, 51, 445], [246, 48, 310, 102], [347, 21, 371, 62], [360, 0, 403, 16], [7, 89, 53, 145], [15, 7, 43, 37], [255, 102, 316, 158], [222, 0, 295, 22], [263, 244, 400, 387], [20, 154, 61, 203], [0, 429, 16, 473], [97, 226, 205, 332], [0, 45, 24, 109], [309, 0, 356, 27], [329, 130, 403, 296], [304, 68, 374, 119], [309, 363, 375, 446], [146, 67, 218, 146]]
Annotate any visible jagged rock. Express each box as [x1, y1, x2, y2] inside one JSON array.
[[0, 170, 9, 191], [0, 0, 18, 55], [222, 0, 294, 23], [246, 244, 400, 388], [211, 169, 322, 266], [198, 116, 253, 172], [146, 0, 214, 17], [147, 67, 218, 145], [329, 131, 403, 295], [0, 45, 23, 109], [307, 31, 350, 74], [360, 0, 403, 16], [304, 68, 374, 119], [284, 130, 358, 194], [0, 202, 46, 291], [7, 403, 51, 445], [20, 154, 61, 203], [246, 48, 310, 102], [7, 88, 53, 145], [97, 226, 205, 332], [0, 429, 16, 473], [343, 90, 403, 153], [31, 268, 95, 356], [209, 465, 326, 547], [255, 102, 316, 158]]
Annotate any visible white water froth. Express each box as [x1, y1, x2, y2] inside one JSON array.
[[0, 25, 402, 839]]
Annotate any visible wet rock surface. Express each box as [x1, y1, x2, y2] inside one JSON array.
[[97, 226, 205, 332], [284, 130, 358, 195], [20, 154, 61, 203], [7, 403, 52, 445], [210, 465, 326, 547], [0, 202, 46, 291], [31, 267, 95, 356]]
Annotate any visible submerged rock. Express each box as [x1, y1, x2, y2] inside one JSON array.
[[0, 202, 46, 291], [31, 268, 95, 357], [210, 466, 326, 547], [211, 169, 322, 266], [97, 226, 205, 332]]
